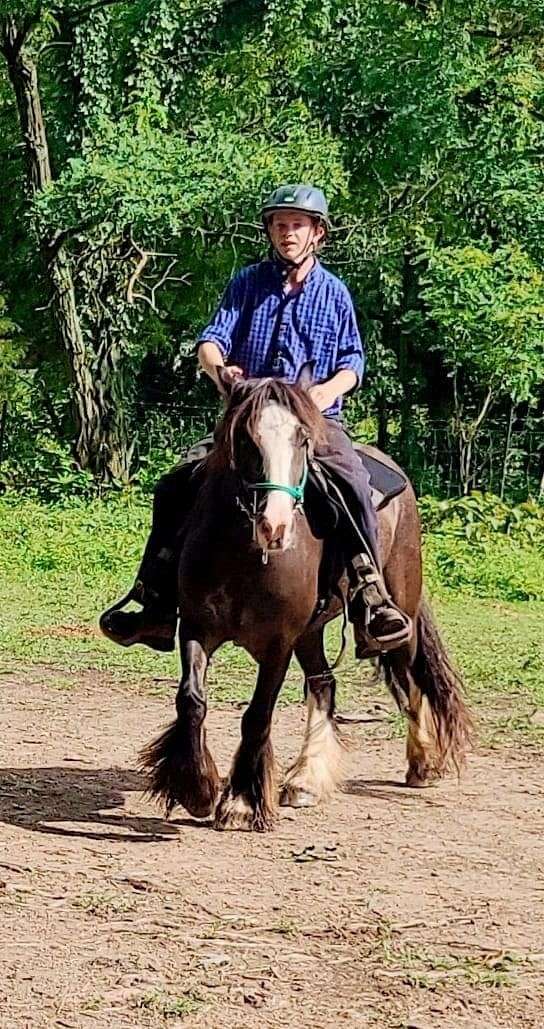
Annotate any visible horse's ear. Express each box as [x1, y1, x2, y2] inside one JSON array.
[[296, 362, 315, 391], [216, 365, 244, 398]]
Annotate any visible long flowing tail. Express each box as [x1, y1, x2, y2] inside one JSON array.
[[411, 599, 473, 774]]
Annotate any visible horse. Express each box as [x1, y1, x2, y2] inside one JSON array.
[[140, 371, 472, 831]]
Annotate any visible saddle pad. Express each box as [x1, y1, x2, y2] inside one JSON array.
[[185, 436, 407, 510], [355, 447, 407, 510]]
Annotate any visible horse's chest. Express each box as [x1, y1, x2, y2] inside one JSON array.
[[180, 552, 307, 635]]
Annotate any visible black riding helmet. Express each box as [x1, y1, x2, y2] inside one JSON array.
[[261, 183, 331, 231], [261, 184, 330, 273]]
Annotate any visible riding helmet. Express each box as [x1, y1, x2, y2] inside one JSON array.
[[261, 184, 331, 229]]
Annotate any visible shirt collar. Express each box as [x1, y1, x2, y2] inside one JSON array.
[[266, 257, 323, 292]]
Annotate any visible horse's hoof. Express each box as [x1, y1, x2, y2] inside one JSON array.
[[182, 795, 217, 819], [280, 784, 319, 808], [214, 789, 276, 832], [405, 768, 440, 789]]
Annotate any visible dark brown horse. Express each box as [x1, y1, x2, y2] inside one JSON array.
[[141, 375, 471, 831]]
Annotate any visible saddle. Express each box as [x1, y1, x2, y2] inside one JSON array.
[[185, 435, 407, 511]]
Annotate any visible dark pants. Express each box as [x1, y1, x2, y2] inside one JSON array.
[[137, 420, 379, 610], [314, 419, 380, 568]]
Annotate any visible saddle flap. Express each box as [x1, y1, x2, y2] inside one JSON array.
[[354, 446, 407, 510]]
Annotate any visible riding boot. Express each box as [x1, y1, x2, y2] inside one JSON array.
[[349, 553, 413, 658], [99, 572, 177, 652], [99, 461, 203, 651]]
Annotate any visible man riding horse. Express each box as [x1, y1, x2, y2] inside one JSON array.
[[100, 184, 412, 656]]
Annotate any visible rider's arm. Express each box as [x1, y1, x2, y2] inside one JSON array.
[[309, 289, 364, 412], [198, 341, 227, 387], [195, 270, 247, 388]]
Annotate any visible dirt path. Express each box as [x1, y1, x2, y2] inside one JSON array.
[[0, 671, 543, 1029]]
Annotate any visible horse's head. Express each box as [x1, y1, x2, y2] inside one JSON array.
[[214, 367, 326, 553]]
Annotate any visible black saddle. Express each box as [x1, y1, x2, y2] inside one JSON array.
[[185, 436, 407, 511]]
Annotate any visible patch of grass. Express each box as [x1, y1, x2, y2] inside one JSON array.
[[0, 496, 542, 742], [377, 919, 529, 990], [385, 945, 526, 991], [73, 890, 135, 918], [80, 997, 102, 1013], [135, 991, 203, 1019]]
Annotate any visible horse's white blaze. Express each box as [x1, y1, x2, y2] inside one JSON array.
[[255, 401, 300, 549], [283, 692, 345, 801]]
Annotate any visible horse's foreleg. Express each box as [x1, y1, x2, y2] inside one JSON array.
[[140, 637, 220, 817], [280, 628, 344, 809], [215, 645, 292, 832]]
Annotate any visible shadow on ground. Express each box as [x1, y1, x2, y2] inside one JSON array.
[[0, 766, 181, 842]]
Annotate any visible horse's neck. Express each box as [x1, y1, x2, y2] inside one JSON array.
[[194, 466, 250, 538]]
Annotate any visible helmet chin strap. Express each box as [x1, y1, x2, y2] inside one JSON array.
[[269, 243, 316, 279]]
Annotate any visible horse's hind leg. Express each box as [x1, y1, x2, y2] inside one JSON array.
[[140, 637, 220, 817], [383, 653, 439, 787], [383, 609, 471, 788], [215, 644, 292, 832], [280, 627, 344, 809]]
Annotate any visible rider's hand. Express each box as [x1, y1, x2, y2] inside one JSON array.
[[308, 383, 337, 412], [217, 365, 244, 389]]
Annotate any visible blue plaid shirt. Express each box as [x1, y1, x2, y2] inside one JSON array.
[[197, 259, 364, 417]]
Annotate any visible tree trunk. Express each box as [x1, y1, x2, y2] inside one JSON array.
[[1, 16, 130, 481], [398, 251, 418, 472]]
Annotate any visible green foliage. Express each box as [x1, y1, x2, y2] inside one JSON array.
[[0, 293, 24, 403], [421, 493, 544, 601], [422, 243, 544, 404], [0, 0, 543, 493]]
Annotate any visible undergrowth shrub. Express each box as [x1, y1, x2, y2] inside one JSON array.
[[420, 493, 544, 601], [0, 491, 542, 605]]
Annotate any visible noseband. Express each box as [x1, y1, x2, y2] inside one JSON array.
[[251, 459, 309, 505]]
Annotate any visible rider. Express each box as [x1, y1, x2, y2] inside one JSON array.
[[100, 184, 412, 656]]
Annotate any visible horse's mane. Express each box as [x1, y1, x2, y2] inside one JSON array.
[[209, 377, 327, 470]]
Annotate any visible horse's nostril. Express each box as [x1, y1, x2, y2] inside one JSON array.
[[258, 518, 286, 546], [260, 517, 273, 543]]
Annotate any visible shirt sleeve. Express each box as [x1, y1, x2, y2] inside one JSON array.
[[335, 292, 365, 386], [196, 270, 246, 359]]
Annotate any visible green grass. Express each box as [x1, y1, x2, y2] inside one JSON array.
[[0, 496, 542, 741]]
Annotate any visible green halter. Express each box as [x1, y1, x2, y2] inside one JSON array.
[[251, 461, 308, 505]]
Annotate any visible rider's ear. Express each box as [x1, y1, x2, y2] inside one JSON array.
[[297, 362, 315, 391]]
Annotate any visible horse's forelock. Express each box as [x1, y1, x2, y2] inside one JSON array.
[[213, 378, 326, 467]]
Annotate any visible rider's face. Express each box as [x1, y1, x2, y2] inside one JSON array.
[[267, 211, 324, 263]]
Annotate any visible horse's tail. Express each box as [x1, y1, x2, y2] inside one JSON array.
[[411, 599, 473, 774]]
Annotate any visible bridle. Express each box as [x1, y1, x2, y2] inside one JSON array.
[[235, 438, 311, 563]]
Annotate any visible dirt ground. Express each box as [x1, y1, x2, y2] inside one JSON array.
[[0, 669, 543, 1029]]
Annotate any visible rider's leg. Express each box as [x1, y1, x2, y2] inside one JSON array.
[[314, 420, 412, 654], [99, 461, 203, 650]]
